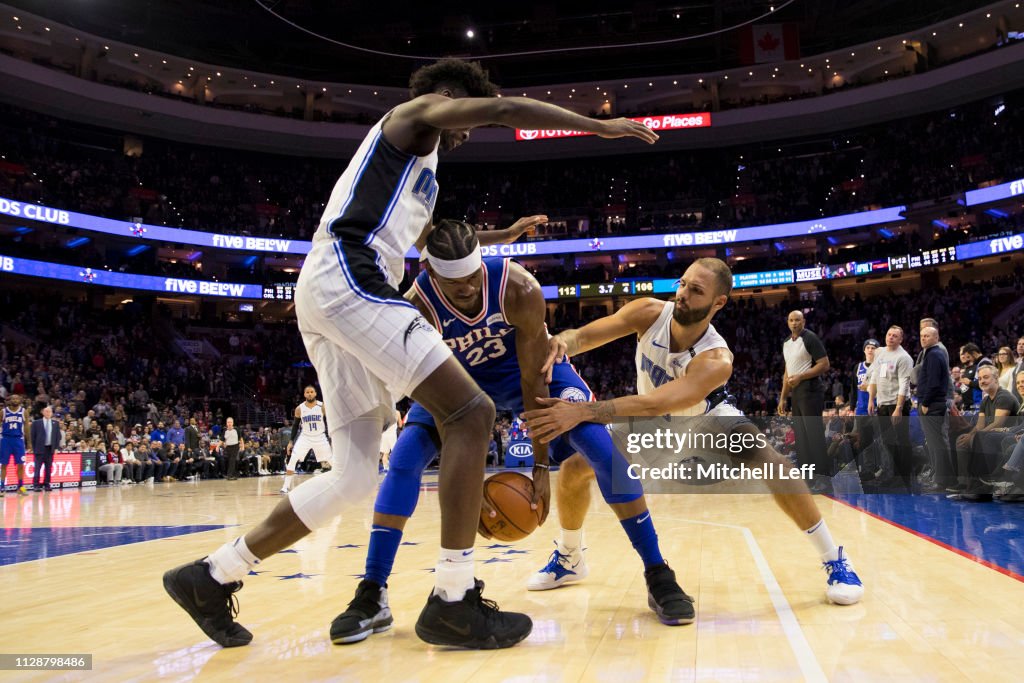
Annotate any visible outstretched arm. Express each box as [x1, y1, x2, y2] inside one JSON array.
[[524, 349, 734, 443], [476, 215, 549, 247], [541, 298, 664, 380]]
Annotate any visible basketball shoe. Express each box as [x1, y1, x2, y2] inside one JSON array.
[[645, 563, 696, 625], [162, 559, 253, 647], [526, 542, 589, 590], [330, 579, 394, 644], [415, 579, 532, 649], [823, 546, 863, 605]]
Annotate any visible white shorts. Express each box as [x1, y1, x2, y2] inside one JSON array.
[[288, 434, 333, 471], [295, 240, 451, 431], [379, 423, 398, 454]]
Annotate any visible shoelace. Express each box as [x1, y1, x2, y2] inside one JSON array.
[[226, 582, 243, 620], [541, 549, 571, 573], [822, 552, 861, 586]]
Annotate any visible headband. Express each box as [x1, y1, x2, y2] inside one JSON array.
[[426, 244, 482, 279]]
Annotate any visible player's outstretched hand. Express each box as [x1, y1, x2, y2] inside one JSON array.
[[541, 336, 568, 384], [507, 214, 548, 240], [530, 465, 551, 525], [597, 118, 659, 144], [522, 397, 584, 443]]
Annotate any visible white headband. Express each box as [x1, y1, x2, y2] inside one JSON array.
[[426, 244, 482, 279]]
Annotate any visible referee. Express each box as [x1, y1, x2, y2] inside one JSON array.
[[223, 417, 243, 481], [779, 310, 831, 488]]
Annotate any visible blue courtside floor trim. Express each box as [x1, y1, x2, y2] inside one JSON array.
[[833, 494, 1024, 582], [0, 525, 229, 566]]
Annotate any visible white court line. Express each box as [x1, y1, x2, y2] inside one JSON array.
[[661, 516, 829, 683]]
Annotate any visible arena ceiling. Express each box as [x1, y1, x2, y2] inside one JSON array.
[[4, 0, 997, 87]]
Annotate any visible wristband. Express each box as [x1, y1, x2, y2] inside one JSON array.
[[533, 462, 550, 470]]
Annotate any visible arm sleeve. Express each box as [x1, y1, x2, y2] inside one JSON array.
[[803, 331, 828, 363], [290, 418, 302, 443]]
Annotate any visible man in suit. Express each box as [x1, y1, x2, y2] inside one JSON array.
[[31, 405, 57, 491]]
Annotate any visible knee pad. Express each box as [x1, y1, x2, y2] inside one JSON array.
[[568, 422, 644, 504], [289, 414, 383, 531], [374, 424, 439, 517]]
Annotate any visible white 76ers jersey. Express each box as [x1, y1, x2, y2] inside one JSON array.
[[299, 401, 328, 440], [636, 301, 733, 416], [313, 111, 439, 288]]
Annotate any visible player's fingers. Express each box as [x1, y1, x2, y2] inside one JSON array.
[[481, 496, 497, 518]]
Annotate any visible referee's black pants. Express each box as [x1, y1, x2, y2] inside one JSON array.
[[790, 387, 830, 479], [225, 444, 240, 478]]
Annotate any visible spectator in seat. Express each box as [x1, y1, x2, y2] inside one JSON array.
[[949, 365, 1018, 500], [100, 446, 123, 485], [996, 346, 1017, 392]]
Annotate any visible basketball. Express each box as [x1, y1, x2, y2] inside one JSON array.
[[478, 471, 543, 542]]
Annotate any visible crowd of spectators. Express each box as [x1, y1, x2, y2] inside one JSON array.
[[2, 87, 1024, 244]]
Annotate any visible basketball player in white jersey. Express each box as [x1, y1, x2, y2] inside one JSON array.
[[163, 57, 659, 650], [524, 258, 864, 606], [281, 386, 332, 493]]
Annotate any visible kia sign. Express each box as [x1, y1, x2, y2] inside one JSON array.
[[516, 113, 712, 141]]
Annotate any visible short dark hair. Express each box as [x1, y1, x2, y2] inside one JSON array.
[[409, 59, 499, 98], [693, 257, 733, 298], [426, 219, 479, 261], [961, 342, 981, 355]]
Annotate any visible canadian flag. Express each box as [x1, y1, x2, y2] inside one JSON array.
[[739, 23, 800, 64]]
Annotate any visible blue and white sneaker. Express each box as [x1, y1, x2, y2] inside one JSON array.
[[823, 546, 863, 605], [526, 542, 588, 591]]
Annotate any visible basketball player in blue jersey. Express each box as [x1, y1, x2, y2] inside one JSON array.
[[1, 395, 30, 497], [328, 220, 693, 645], [163, 58, 658, 650], [524, 258, 864, 607]]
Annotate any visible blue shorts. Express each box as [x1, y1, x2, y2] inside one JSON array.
[[1, 437, 26, 465], [404, 362, 593, 464]]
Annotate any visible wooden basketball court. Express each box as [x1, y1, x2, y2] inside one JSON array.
[[2, 472, 1022, 681]]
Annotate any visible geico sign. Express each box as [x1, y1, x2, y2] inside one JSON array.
[[516, 112, 711, 141]]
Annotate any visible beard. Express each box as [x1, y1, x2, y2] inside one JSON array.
[[673, 300, 713, 325]]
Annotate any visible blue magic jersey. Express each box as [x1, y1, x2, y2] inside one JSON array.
[[2, 407, 25, 440], [412, 258, 523, 410], [855, 361, 871, 415]]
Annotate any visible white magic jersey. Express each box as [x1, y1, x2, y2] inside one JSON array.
[[298, 401, 328, 440], [636, 301, 733, 416], [313, 112, 439, 287]]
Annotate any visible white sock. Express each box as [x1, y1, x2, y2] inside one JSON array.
[[283, 474, 294, 490], [433, 547, 475, 602], [804, 519, 839, 563], [559, 527, 583, 553], [206, 536, 260, 584]]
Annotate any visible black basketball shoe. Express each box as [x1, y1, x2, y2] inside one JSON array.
[[645, 563, 696, 625], [330, 579, 394, 644], [414, 579, 532, 649], [162, 559, 253, 647]]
